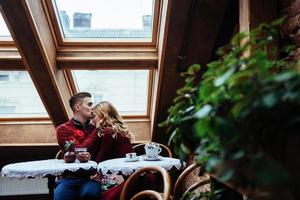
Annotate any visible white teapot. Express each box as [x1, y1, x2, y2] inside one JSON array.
[[144, 142, 162, 158]]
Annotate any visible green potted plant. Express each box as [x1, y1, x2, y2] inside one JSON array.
[[63, 140, 76, 163], [160, 18, 300, 200]]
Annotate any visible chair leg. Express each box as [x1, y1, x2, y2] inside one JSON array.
[[47, 175, 56, 200]]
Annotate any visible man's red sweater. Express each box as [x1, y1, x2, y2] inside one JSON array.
[[56, 118, 133, 163], [56, 118, 100, 159]]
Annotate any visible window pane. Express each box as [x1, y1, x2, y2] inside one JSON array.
[[0, 71, 48, 118], [72, 70, 149, 115], [0, 13, 11, 37], [54, 0, 154, 41]]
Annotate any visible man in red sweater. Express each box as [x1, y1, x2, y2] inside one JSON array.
[[54, 92, 102, 200]]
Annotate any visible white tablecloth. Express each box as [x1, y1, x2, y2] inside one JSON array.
[[98, 157, 185, 176], [1, 159, 97, 179]]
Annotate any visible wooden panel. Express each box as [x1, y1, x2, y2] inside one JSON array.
[[0, 0, 72, 126], [152, 0, 233, 143], [0, 124, 56, 144], [0, 121, 150, 144], [0, 48, 25, 70], [249, 0, 278, 29], [179, 0, 233, 69], [126, 121, 151, 142]]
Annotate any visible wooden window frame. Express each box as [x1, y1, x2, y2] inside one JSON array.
[[0, 40, 14, 46], [43, 0, 161, 47]]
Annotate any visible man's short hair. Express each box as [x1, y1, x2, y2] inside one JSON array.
[[69, 92, 92, 111]]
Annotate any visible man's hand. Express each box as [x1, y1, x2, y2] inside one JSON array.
[[90, 172, 102, 182], [77, 152, 91, 162]]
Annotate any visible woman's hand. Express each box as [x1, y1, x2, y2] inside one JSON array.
[[76, 152, 91, 162], [90, 172, 102, 182]]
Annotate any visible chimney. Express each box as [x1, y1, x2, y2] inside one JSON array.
[[73, 12, 92, 28], [142, 15, 152, 29]]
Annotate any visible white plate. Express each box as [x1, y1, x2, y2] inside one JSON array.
[[124, 157, 140, 162], [142, 155, 162, 161]]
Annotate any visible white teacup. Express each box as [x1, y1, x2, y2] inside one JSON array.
[[74, 147, 87, 154], [126, 152, 137, 161], [144, 142, 162, 158]]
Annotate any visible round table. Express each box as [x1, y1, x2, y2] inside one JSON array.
[[2, 159, 97, 178], [98, 156, 185, 176], [1, 159, 97, 199]]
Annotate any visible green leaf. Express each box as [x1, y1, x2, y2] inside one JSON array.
[[218, 168, 234, 182], [168, 128, 179, 146], [177, 87, 194, 95], [214, 67, 236, 87], [273, 72, 295, 82], [194, 105, 212, 119], [158, 120, 169, 128], [262, 93, 277, 108], [206, 156, 221, 172], [231, 150, 245, 160], [180, 143, 191, 155], [188, 64, 201, 74]]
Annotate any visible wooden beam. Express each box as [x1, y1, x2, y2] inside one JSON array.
[[0, 48, 25, 70], [0, 50, 26, 71], [152, 0, 234, 143], [240, 0, 278, 31], [0, 0, 72, 126], [57, 51, 158, 69]]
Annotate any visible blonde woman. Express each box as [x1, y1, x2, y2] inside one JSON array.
[[92, 101, 133, 163], [92, 101, 159, 200], [91, 101, 134, 200]]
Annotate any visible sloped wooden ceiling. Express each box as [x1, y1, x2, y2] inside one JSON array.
[[0, 0, 279, 142]]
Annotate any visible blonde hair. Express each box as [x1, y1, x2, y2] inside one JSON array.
[[93, 101, 131, 139]]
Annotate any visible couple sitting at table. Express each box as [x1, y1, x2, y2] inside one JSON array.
[[54, 92, 136, 200]]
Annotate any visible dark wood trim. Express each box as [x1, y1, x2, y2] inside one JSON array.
[[0, 0, 72, 127], [147, 69, 154, 118], [0, 59, 25, 70], [64, 70, 77, 95], [0, 40, 15, 46], [57, 51, 158, 69], [0, 117, 50, 122], [151, 0, 161, 46], [0, 48, 25, 70]]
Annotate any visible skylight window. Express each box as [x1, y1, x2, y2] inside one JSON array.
[[53, 0, 155, 42], [0, 71, 48, 118], [0, 12, 11, 38], [71, 70, 149, 115]]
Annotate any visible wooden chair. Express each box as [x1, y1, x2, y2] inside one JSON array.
[[133, 143, 173, 158], [120, 166, 171, 200], [173, 163, 210, 200], [55, 150, 63, 159], [131, 190, 163, 200]]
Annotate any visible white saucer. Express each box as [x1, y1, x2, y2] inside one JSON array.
[[142, 155, 162, 161], [124, 157, 140, 162]]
